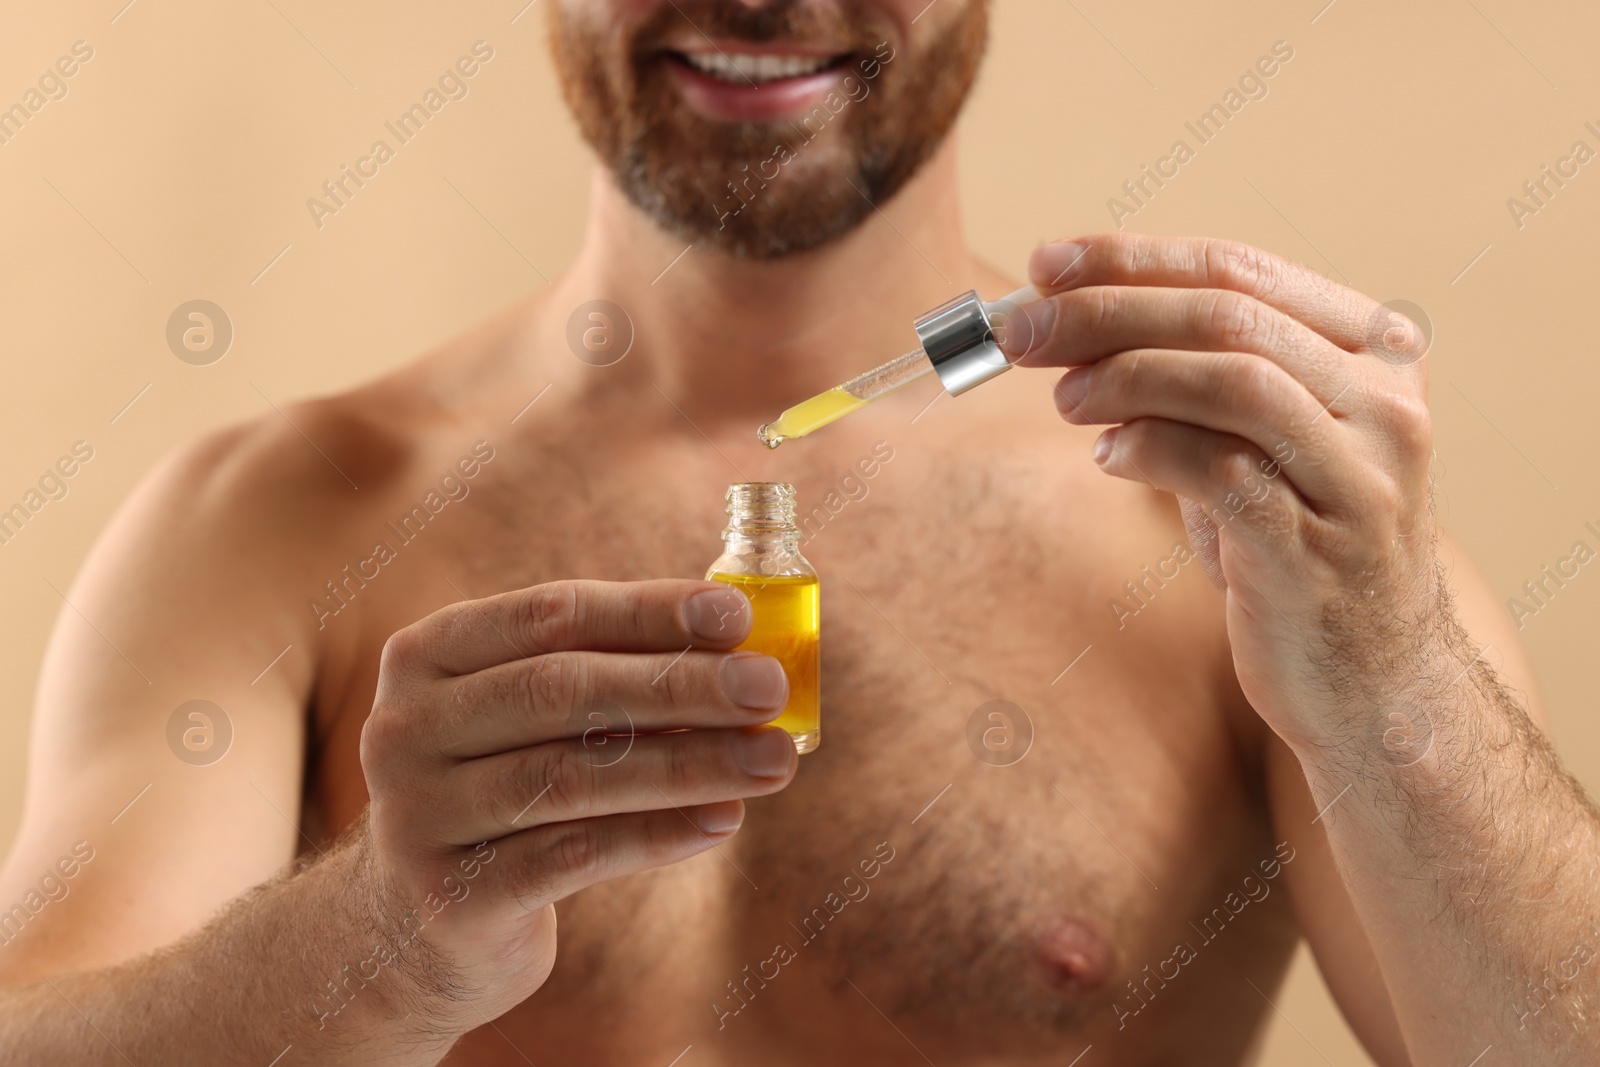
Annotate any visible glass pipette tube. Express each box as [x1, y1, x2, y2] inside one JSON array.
[[756, 348, 932, 449], [756, 284, 1039, 449]]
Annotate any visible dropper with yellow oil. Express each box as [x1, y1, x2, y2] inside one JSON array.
[[757, 348, 930, 448], [756, 285, 1040, 449]]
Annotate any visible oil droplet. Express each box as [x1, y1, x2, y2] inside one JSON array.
[[757, 423, 785, 449]]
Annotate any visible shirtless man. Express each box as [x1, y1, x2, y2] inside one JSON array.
[[3, 1, 1598, 1064]]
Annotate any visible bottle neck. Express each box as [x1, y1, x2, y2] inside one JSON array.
[[724, 528, 802, 552], [722, 483, 802, 553]]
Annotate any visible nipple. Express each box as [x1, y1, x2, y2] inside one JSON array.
[[1033, 917, 1114, 991]]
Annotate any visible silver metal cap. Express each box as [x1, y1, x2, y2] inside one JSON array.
[[914, 290, 1014, 396]]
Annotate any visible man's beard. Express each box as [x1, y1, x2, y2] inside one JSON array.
[[548, 1, 990, 260]]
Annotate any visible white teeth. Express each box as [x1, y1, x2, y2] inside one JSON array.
[[681, 52, 834, 84]]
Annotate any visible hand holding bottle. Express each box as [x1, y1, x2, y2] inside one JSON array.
[[357, 579, 797, 1035]]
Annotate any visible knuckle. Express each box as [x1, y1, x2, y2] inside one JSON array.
[[634, 810, 681, 862], [629, 590, 651, 647], [541, 746, 598, 818], [1382, 392, 1434, 464], [1204, 290, 1274, 352], [362, 730, 433, 836], [474, 753, 525, 833], [358, 707, 399, 778], [378, 625, 423, 679], [509, 845, 560, 905], [1216, 353, 1283, 414], [538, 652, 588, 721], [1083, 285, 1122, 336], [439, 674, 478, 737], [1207, 445, 1259, 495], [652, 651, 697, 709], [661, 735, 700, 794], [1251, 490, 1300, 542], [519, 582, 581, 653], [551, 822, 603, 882], [1205, 239, 1281, 298], [1368, 307, 1430, 363], [511, 659, 550, 727], [362, 675, 423, 779], [1362, 477, 1406, 525], [1099, 232, 1138, 276], [1295, 517, 1344, 570], [1106, 350, 1140, 384]]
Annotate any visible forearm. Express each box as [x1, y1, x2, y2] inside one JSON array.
[[0, 824, 465, 1065], [1292, 611, 1600, 1066]]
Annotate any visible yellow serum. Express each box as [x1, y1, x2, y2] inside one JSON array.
[[706, 571, 821, 753], [757, 388, 868, 449]]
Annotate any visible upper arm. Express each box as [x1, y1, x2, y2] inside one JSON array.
[[0, 420, 325, 984], [1265, 526, 1547, 1066]]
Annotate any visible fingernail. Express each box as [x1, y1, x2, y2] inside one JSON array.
[[1054, 368, 1092, 420], [736, 728, 795, 779], [1029, 241, 1089, 289], [720, 653, 789, 710], [998, 299, 1055, 359], [686, 587, 750, 641], [692, 801, 744, 835], [1092, 431, 1115, 466]]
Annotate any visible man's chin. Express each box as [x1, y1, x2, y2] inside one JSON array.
[[632, 177, 876, 262], [692, 216, 870, 262]]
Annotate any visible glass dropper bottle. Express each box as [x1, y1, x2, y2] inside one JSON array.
[[705, 483, 821, 754], [757, 285, 1040, 448]]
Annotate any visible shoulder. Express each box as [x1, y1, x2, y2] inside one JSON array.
[[102, 287, 552, 608], [67, 351, 492, 666], [136, 287, 547, 544], [113, 385, 422, 570]]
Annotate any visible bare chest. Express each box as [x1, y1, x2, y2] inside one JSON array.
[[306, 438, 1293, 1063]]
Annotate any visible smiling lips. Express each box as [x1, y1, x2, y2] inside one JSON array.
[[681, 51, 840, 82], [664, 46, 856, 122]]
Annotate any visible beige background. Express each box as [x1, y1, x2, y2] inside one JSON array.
[[2, 0, 1596, 1061]]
